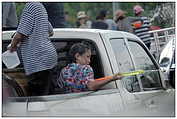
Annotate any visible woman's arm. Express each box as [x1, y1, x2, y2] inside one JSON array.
[[8, 32, 26, 52], [87, 75, 122, 91]]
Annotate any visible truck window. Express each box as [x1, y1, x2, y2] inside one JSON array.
[[51, 38, 106, 94], [51, 39, 104, 79], [128, 40, 162, 90], [110, 39, 141, 92]]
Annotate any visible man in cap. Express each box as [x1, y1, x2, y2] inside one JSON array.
[[114, 10, 134, 32], [76, 11, 90, 28], [133, 5, 153, 49]]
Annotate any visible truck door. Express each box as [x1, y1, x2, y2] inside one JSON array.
[[124, 38, 175, 116], [103, 32, 174, 116]]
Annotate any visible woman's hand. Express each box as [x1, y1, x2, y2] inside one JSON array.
[[88, 73, 123, 91], [112, 73, 123, 81], [7, 43, 17, 52], [7, 32, 25, 52]]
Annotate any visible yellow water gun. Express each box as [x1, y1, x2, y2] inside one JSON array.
[[96, 70, 144, 81]]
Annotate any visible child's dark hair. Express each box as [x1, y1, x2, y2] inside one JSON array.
[[69, 43, 91, 63]]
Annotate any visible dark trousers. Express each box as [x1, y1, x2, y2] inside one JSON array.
[[27, 69, 53, 96]]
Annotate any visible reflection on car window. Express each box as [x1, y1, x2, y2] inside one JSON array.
[[128, 40, 162, 90], [110, 39, 141, 92]]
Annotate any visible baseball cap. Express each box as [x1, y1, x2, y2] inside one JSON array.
[[133, 5, 144, 14], [77, 11, 87, 19], [115, 10, 126, 18]]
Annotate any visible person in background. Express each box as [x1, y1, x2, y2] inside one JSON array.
[[64, 11, 73, 28], [8, 2, 58, 96], [133, 5, 153, 49], [56, 43, 123, 93], [104, 10, 117, 30], [76, 11, 89, 28], [91, 10, 108, 30], [43, 2, 65, 28], [105, 19, 117, 30], [85, 14, 92, 29], [2, 2, 18, 29], [114, 9, 138, 33]]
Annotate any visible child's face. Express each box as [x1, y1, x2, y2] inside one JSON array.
[[75, 49, 91, 65]]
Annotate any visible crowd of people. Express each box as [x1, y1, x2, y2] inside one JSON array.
[[2, 2, 153, 49], [4, 2, 153, 96], [71, 6, 153, 49]]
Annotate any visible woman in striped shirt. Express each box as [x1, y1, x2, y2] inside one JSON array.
[[8, 2, 58, 96]]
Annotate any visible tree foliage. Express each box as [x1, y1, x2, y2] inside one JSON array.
[[15, 2, 25, 20], [64, 2, 113, 24]]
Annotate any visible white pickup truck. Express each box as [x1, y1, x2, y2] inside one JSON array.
[[2, 29, 175, 117]]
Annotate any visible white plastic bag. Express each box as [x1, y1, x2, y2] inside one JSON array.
[[2, 50, 20, 69]]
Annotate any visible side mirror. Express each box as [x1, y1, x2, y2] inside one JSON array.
[[159, 57, 170, 68], [160, 67, 167, 73]]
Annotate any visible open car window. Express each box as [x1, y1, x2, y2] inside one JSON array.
[[51, 38, 118, 94]]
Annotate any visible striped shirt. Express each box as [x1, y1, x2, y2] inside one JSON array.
[[17, 2, 57, 75], [133, 16, 153, 44]]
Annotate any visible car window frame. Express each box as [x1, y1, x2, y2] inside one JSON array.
[[109, 37, 163, 92], [50, 38, 105, 78], [51, 38, 119, 90], [109, 37, 143, 92], [125, 38, 163, 90]]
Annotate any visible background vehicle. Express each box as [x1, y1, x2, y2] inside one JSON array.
[[2, 29, 175, 117]]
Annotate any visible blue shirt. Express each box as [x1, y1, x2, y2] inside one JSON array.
[[17, 2, 57, 75]]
